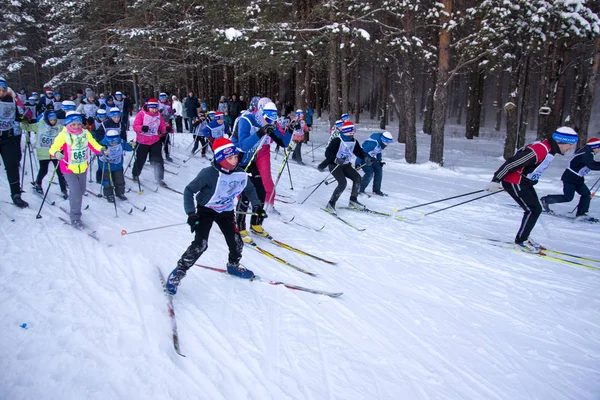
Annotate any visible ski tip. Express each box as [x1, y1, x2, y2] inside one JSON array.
[[121, 229, 127, 235]]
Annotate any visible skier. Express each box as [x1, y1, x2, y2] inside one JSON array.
[[158, 93, 174, 162], [323, 121, 372, 213], [131, 98, 168, 186], [232, 97, 289, 238], [24, 111, 68, 199], [49, 111, 105, 228], [98, 129, 134, 202], [52, 93, 63, 111], [191, 111, 209, 157], [0, 77, 29, 207], [37, 89, 55, 114], [202, 111, 231, 143], [540, 137, 600, 222], [165, 137, 266, 295], [94, 108, 107, 130], [290, 109, 309, 165], [77, 88, 100, 127], [357, 131, 393, 196], [484, 126, 578, 252]]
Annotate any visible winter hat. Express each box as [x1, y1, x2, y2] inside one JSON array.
[[552, 126, 578, 144], [263, 102, 278, 124], [335, 119, 343, 128], [62, 100, 76, 111], [96, 109, 107, 118], [105, 95, 113, 102], [147, 98, 159, 108], [214, 111, 224, 121], [45, 89, 53, 96], [381, 131, 393, 144], [295, 109, 304, 117], [587, 138, 600, 150], [213, 137, 239, 163], [109, 107, 121, 117], [341, 113, 350, 121], [172, 95, 177, 100], [27, 96, 36, 103], [0, 77, 8, 88], [85, 88, 95, 99], [106, 129, 120, 138], [220, 95, 226, 101], [201, 102, 207, 110], [249, 96, 260, 111], [114, 91, 123, 98], [207, 111, 216, 119], [47, 112, 57, 120], [54, 92, 61, 98], [65, 111, 82, 125], [32, 91, 39, 98], [159, 92, 167, 100]]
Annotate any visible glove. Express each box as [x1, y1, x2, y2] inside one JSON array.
[[166, 126, 172, 133], [141, 125, 149, 133], [380, 161, 386, 167], [86, 117, 94, 126], [484, 181, 503, 193], [365, 156, 374, 166], [335, 157, 346, 165], [54, 151, 65, 160], [187, 213, 201, 233], [102, 147, 110, 155], [257, 124, 275, 138], [129, 140, 136, 148], [21, 115, 31, 124], [253, 205, 267, 219]]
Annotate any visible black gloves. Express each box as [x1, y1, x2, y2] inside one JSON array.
[[187, 213, 201, 233], [380, 161, 386, 167], [268, 131, 285, 147], [335, 157, 346, 165], [257, 124, 275, 138], [252, 205, 267, 219], [86, 117, 94, 126], [141, 125, 149, 133]]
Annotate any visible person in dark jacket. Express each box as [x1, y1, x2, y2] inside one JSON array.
[[165, 137, 266, 295], [228, 93, 243, 121], [541, 137, 600, 221], [484, 126, 578, 252], [183, 92, 200, 133], [323, 121, 373, 214]]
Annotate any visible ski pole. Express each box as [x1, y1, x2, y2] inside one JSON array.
[[569, 176, 600, 214], [244, 134, 269, 172], [183, 140, 209, 163], [325, 163, 363, 185], [20, 135, 28, 188], [300, 164, 340, 204], [121, 222, 187, 236], [423, 190, 503, 216], [286, 156, 294, 190], [35, 163, 59, 219], [98, 159, 106, 197], [88, 155, 95, 183], [107, 161, 118, 218], [27, 139, 36, 183], [303, 141, 326, 155], [123, 142, 138, 176], [396, 189, 485, 213]]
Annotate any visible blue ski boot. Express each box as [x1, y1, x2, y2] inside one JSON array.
[[226, 262, 254, 279], [166, 268, 186, 295]]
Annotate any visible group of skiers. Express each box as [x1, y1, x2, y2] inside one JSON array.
[[1, 76, 598, 295]]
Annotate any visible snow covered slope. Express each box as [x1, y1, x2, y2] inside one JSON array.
[[1, 119, 599, 399]]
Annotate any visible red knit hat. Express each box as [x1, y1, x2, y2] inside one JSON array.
[[212, 138, 239, 163], [147, 98, 159, 108], [587, 137, 600, 149]]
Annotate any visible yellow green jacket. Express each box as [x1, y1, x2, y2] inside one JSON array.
[[48, 127, 103, 174]]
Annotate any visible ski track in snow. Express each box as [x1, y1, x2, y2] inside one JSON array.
[[1, 121, 600, 399]]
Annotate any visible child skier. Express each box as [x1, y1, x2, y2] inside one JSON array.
[[98, 129, 134, 202], [540, 137, 600, 221], [24, 111, 68, 199], [49, 111, 105, 228], [323, 121, 372, 213], [317, 119, 344, 172], [191, 111, 209, 157], [357, 131, 393, 196], [165, 137, 266, 295], [202, 111, 231, 143], [484, 126, 578, 252], [290, 109, 309, 165], [158, 93, 174, 162]]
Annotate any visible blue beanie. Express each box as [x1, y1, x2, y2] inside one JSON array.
[[552, 126, 578, 144], [109, 107, 121, 117], [65, 111, 82, 125], [0, 78, 7, 89], [47, 112, 57, 120]]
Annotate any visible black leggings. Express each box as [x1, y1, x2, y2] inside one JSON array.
[[502, 181, 542, 243], [37, 159, 67, 192], [236, 163, 265, 231], [194, 208, 244, 264], [328, 163, 361, 206], [0, 135, 22, 196], [544, 181, 591, 216]]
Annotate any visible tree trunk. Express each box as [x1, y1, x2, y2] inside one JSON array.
[[465, 66, 484, 139], [423, 69, 436, 134], [517, 56, 531, 149], [379, 65, 389, 129], [369, 63, 377, 120], [400, 58, 417, 163], [455, 75, 465, 125], [304, 56, 311, 108], [570, 37, 600, 147], [340, 37, 349, 114], [354, 47, 361, 124], [503, 56, 521, 159], [430, 0, 452, 166], [495, 68, 504, 131], [328, 33, 340, 126], [223, 65, 229, 98], [315, 68, 322, 118], [295, 52, 305, 110]]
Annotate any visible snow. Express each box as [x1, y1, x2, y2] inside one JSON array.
[[1, 117, 600, 399]]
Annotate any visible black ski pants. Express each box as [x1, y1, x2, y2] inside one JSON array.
[[133, 141, 163, 180], [37, 159, 67, 192], [236, 163, 265, 231], [502, 181, 542, 244], [102, 168, 126, 197], [0, 135, 22, 196], [328, 163, 361, 206], [544, 181, 591, 216]]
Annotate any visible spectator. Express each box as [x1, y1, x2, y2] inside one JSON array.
[[184, 92, 200, 133], [228, 93, 243, 121], [217, 95, 228, 113], [172, 95, 183, 133]]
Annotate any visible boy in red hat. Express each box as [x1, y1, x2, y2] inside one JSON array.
[[165, 137, 265, 295], [541, 137, 600, 222]]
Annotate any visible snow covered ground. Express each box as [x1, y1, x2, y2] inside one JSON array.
[[1, 117, 599, 400]]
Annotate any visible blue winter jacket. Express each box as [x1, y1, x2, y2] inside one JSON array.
[[356, 132, 388, 165], [98, 136, 134, 171]]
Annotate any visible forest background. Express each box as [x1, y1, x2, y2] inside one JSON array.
[[2, 0, 599, 165]]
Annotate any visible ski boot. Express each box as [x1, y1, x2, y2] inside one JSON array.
[[540, 196, 551, 213], [166, 155, 174, 162], [33, 182, 44, 195], [61, 190, 69, 200], [11, 194, 29, 209], [324, 202, 336, 214], [250, 224, 271, 238], [117, 194, 128, 201], [131, 175, 139, 182], [158, 180, 168, 188], [239, 230, 253, 244], [106, 195, 115, 203], [166, 267, 187, 295], [226, 262, 254, 279], [348, 198, 366, 210], [373, 191, 388, 197], [71, 220, 85, 230], [515, 239, 541, 254]]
